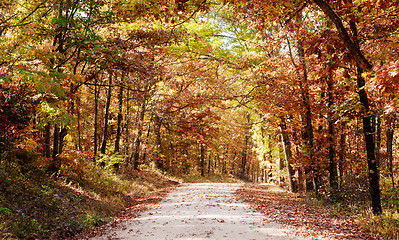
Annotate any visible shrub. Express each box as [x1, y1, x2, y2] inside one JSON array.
[[382, 187, 399, 213]]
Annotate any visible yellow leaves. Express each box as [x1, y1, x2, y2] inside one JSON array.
[[361, 71, 370, 78], [18, 138, 39, 152]]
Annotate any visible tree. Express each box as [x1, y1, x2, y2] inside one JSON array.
[[313, 0, 381, 215], [2, 0, 399, 220], [100, 74, 112, 154], [226, 0, 399, 215]]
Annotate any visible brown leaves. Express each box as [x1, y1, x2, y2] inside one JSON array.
[[235, 184, 378, 239]]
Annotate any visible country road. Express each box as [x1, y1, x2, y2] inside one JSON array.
[[90, 183, 300, 240]]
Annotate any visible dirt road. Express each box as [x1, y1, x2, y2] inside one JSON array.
[[91, 183, 299, 240]]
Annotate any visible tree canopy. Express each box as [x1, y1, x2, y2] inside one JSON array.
[[1, 0, 399, 224]]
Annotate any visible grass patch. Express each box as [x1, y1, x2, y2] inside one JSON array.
[[359, 212, 399, 240], [357, 186, 399, 240]]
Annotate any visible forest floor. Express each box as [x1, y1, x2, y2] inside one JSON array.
[[0, 152, 180, 240], [237, 183, 379, 240]]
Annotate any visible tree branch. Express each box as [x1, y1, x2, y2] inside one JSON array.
[[312, 0, 373, 71]]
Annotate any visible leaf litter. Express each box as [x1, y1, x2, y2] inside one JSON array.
[[235, 183, 378, 240]]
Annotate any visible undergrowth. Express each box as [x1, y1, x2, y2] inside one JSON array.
[[359, 187, 399, 240], [304, 186, 399, 240], [359, 211, 399, 240], [0, 149, 179, 239]]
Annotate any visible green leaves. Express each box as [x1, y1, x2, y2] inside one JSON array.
[[0, 207, 12, 216]]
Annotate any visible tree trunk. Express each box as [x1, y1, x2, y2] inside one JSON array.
[[278, 140, 285, 170], [77, 97, 82, 151], [267, 133, 273, 162], [100, 74, 113, 154], [298, 38, 317, 194], [386, 117, 395, 188], [358, 75, 381, 215], [59, 127, 67, 154], [114, 80, 123, 153], [141, 116, 152, 165], [280, 117, 297, 192], [287, 34, 313, 192], [327, 77, 338, 199], [53, 124, 59, 159], [44, 124, 51, 158], [246, 150, 252, 177], [208, 152, 212, 176], [125, 88, 131, 155], [241, 112, 251, 180], [200, 144, 205, 177], [94, 77, 99, 156], [223, 158, 227, 174], [350, 21, 382, 215], [356, 118, 360, 162], [287, 16, 317, 193], [375, 117, 381, 167], [297, 168, 304, 192], [241, 135, 249, 180], [231, 151, 237, 175], [338, 123, 346, 189], [131, 102, 146, 170], [313, 0, 381, 215], [154, 114, 164, 169], [49, 124, 60, 173]]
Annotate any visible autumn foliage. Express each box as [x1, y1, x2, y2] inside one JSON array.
[[1, 0, 399, 238]]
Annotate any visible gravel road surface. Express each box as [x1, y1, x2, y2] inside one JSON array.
[[91, 183, 299, 240]]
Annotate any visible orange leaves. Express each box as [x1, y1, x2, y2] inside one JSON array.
[[374, 61, 399, 95], [176, 108, 221, 144]]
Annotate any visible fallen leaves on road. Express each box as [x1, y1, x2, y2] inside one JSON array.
[[235, 184, 378, 240], [68, 185, 179, 240]]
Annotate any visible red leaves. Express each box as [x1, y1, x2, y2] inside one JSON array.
[[0, 81, 36, 150]]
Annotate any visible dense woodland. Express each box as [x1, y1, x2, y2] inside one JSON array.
[[1, 0, 399, 238]]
